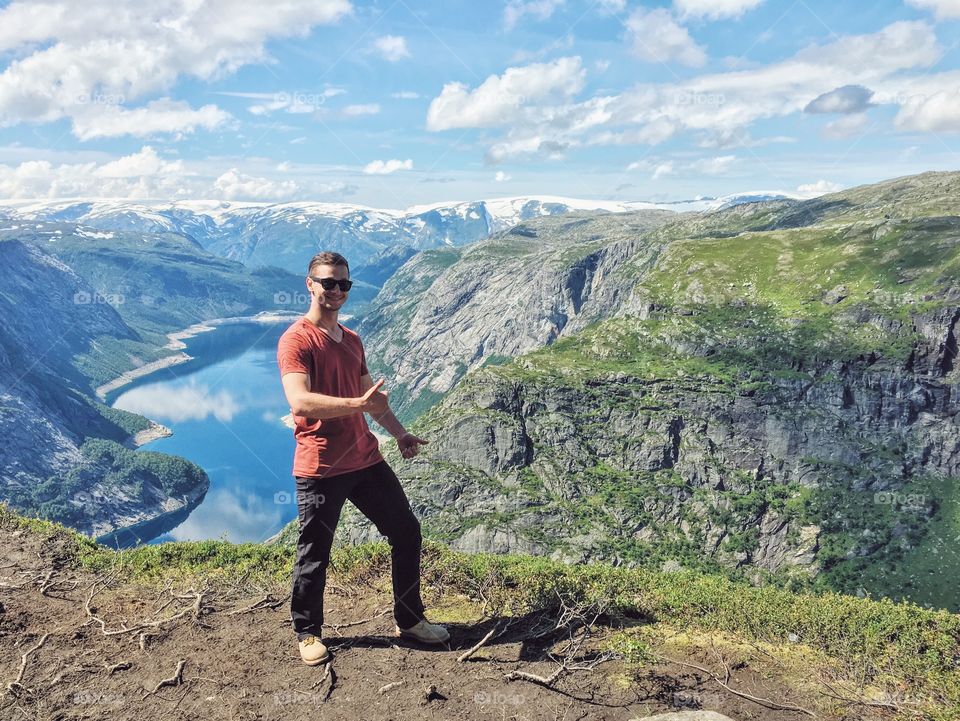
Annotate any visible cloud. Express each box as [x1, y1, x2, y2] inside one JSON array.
[[0, 0, 352, 139], [342, 103, 380, 116], [426, 56, 585, 131], [494, 171, 511, 182], [214, 168, 300, 200], [115, 383, 242, 423], [71, 99, 231, 140], [796, 179, 844, 196], [905, 0, 960, 19], [895, 88, 960, 132], [651, 161, 675, 180], [225, 88, 346, 115], [804, 84, 874, 114], [629, 155, 735, 177], [92, 146, 184, 178], [372, 35, 410, 62], [429, 20, 948, 165], [503, 0, 563, 30], [673, 0, 765, 20], [822, 112, 871, 139], [363, 158, 413, 174], [693, 154, 736, 174], [624, 7, 707, 67]]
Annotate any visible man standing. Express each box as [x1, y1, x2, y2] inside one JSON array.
[[277, 250, 450, 666]]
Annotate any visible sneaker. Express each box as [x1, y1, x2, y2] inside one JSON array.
[[395, 618, 450, 644], [297, 635, 330, 666]]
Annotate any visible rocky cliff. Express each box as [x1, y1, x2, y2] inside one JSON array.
[[344, 171, 960, 611]]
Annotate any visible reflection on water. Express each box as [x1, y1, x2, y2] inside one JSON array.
[[111, 320, 305, 545]]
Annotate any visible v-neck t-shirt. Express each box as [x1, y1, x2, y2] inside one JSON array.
[[276, 317, 383, 478]]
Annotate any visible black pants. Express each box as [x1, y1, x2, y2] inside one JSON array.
[[291, 459, 426, 639]]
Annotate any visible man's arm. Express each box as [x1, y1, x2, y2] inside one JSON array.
[[281, 372, 384, 419], [359, 373, 405, 437]]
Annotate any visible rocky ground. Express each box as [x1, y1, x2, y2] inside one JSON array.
[[0, 515, 901, 721]]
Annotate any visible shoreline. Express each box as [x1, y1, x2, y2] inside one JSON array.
[[96, 310, 304, 401]]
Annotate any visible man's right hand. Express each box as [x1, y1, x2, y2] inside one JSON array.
[[358, 378, 389, 415]]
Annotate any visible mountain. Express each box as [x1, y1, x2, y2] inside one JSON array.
[[0, 237, 209, 539], [0, 193, 795, 296], [337, 170, 960, 611], [0, 220, 307, 540]]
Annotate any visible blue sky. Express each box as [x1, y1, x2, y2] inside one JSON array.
[[0, 0, 958, 207]]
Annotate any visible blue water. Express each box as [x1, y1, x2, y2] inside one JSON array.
[[110, 320, 308, 544]]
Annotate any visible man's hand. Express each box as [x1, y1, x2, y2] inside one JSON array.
[[358, 378, 389, 416], [397, 431, 428, 459]]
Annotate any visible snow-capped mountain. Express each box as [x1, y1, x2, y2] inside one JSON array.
[[0, 192, 797, 277]]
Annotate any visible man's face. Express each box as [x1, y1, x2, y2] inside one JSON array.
[[307, 264, 350, 310]]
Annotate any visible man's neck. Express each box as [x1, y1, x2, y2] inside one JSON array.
[[304, 306, 339, 333]]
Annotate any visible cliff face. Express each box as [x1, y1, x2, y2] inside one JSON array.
[[344, 171, 960, 610], [357, 210, 679, 420], [0, 237, 209, 538]]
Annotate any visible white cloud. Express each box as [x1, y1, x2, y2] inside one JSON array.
[[92, 146, 184, 178], [693, 154, 736, 174], [0, 0, 352, 139], [503, 0, 563, 30], [652, 162, 675, 180], [426, 56, 585, 131], [342, 103, 380, 116], [625, 8, 707, 67], [895, 88, 960, 132], [72, 99, 231, 141], [674, 0, 765, 20], [228, 88, 346, 115], [363, 158, 413, 174], [115, 383, 241, 423], [906, 0, 960, 19], [372, 35, 410, 62], [494, 170, 511, 182], [214, 168, 300, 201], [804, 84, 875, 114], [822, 112, 871, 139], [796, 179, 844, 196]]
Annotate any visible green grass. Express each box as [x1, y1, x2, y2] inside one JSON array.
[[6, 502, 956, 716]]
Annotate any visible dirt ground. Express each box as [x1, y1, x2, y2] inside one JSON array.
[[0, 527, 894, 721]]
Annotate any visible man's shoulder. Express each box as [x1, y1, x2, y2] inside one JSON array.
[[278, 318, 311, 346], [339, 323, 363, 343]]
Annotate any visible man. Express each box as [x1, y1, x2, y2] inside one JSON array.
[[277, 250, 450, 667]]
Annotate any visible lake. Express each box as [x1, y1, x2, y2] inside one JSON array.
[[109, 318, 335, 545]]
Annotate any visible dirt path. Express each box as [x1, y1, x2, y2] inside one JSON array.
[[0, 527, 886, 721]]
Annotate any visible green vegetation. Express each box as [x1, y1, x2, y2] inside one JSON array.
[[4, 504, 957, 718], [3, 439, 207, 531]]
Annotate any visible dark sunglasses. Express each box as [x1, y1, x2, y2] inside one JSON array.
[[309, 276, 353, 292]]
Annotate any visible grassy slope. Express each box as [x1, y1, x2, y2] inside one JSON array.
[[397, 174, 960, 610], [4, 504, 958, 719]]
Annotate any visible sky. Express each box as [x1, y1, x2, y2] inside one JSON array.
[[0, 0, 959, 209]]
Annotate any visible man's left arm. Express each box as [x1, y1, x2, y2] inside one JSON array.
[[360, 373, 428, 458]]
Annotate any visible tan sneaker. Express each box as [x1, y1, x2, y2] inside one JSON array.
[[298, 635, 330, 666], [395, 619, 450, 644]]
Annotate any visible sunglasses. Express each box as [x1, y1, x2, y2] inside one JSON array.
[[309, 276, 353, 292]]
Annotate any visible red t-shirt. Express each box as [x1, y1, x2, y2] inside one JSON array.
[[276, 317, 383, 478]]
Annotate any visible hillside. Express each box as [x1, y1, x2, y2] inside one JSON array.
[[339, 171, 960, 612], [0, 221, 304, 539], [2, 506, 957, 720]]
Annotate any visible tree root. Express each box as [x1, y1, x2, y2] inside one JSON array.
[[5, 633, 50, 697]]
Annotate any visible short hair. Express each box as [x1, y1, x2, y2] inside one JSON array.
[[307, 251, 349, 276]]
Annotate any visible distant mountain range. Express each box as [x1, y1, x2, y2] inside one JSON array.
[[0, 192, 796, 285]]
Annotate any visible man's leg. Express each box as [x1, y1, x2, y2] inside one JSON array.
[[290, 473, 354, 639], [347, 460, 426, 629]]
